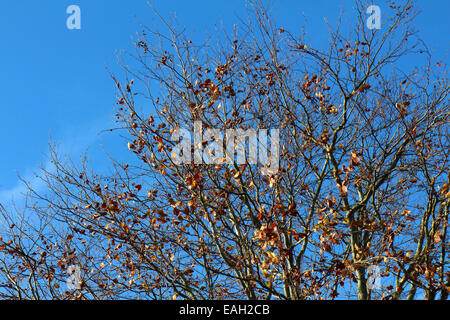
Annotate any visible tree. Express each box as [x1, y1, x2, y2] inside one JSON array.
[[0, 0, 448, 300]]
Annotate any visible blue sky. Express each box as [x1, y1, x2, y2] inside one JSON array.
[[0, 0, 448, 203]]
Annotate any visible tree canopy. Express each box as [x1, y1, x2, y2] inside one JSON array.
[[0, 0, 448, 300]]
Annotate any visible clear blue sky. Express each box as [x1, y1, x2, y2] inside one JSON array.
[[0, 0, 448, 203]]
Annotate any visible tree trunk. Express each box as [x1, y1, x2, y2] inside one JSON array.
[[356, 267, 368, 300]]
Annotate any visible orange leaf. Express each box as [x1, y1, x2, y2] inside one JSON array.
[[434, 230, 442, 244]]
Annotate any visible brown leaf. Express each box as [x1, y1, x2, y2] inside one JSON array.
[[351, 151, 361, 166], [337, 183, 348, 194], [434, 230, 442, 244]]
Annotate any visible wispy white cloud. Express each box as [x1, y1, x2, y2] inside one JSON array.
[[0, 114, 114, 207], [0, 159, 53, 205]]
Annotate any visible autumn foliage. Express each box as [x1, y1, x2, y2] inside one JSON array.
[[0, 0, 448, 300]]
